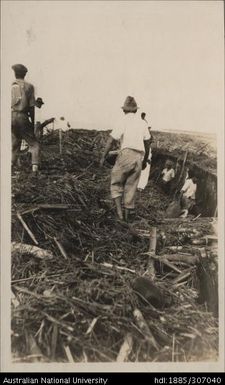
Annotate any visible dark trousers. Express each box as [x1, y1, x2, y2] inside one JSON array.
[[181, 196, 196, 210], [34, 122, 44, 140], [12, 111, 39, 165], [160, 179, 172, 194]]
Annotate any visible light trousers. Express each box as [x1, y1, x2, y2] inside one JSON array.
[[111, 148, 143, 209]]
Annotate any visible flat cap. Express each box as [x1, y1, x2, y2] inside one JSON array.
[[12, 64, 28, 73]]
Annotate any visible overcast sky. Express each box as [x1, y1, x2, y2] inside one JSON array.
[[2, 0, 224, 133]]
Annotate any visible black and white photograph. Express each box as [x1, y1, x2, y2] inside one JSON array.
[[1, 0, 224, 371]]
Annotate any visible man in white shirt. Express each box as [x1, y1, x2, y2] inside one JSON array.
[[137, 147, 152, 191], [141, 112, 152, 130], [137, 132, 154, 190], [100, 96, 151, 222], [162, 161, 175, 182], [180, 176, 197, 212], [54, 116, 71, 132], [160, 161, 175, 193]]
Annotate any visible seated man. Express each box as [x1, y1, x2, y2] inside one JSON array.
[[180, 176, 197, 216]]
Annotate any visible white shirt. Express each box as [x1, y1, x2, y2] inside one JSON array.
[[162, 168, 175, 182], [138, 148, 152, 190], [111, 113, 150, 153], [181, 178, 197, 199], [54, 117, 70, 131], [142, 118, 152, 141]]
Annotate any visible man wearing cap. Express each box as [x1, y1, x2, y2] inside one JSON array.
[[11, 64, 39, 173], [34, 97, 55, 139], [100, 96, 151, 222]]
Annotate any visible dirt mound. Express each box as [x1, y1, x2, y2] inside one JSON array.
[[11, 129, 218, 363], [152, 130, 217, 173]]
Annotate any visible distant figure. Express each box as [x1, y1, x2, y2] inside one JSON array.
[[34, 97, 55, 139], [11, 64, 39, 173], [137, 146, 152, 191], [180, 176, 197, 216], [161, 160, 175, 192], [100, 96, 151, 222], [141, 111, 152, 135], [141, 112, 147, 123], [54, 116, 71, 131], [137, 130, 154, 191]]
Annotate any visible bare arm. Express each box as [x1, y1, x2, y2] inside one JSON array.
[[29, 106, 35, 130], [40, 118, 55, 129], [100, 136, 116, 166], [28, 84, 36, 129]]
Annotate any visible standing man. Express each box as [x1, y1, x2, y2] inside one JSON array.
[[100, 96, 151, 222], [34, 97, 55, 139], [11, 64, 39, 173], [137, 134, 153, 191], [141, 112, 152, 134], [138, 114, 153, 190]]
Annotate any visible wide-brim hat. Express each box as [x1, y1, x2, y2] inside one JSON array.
[[12, 64, 28, 74], [121, 96, 139, 112], [36, 97, 44, 105]]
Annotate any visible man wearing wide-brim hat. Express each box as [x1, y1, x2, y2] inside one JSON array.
[[100, 96, 151, 222], [11, 64, 39, 173]]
